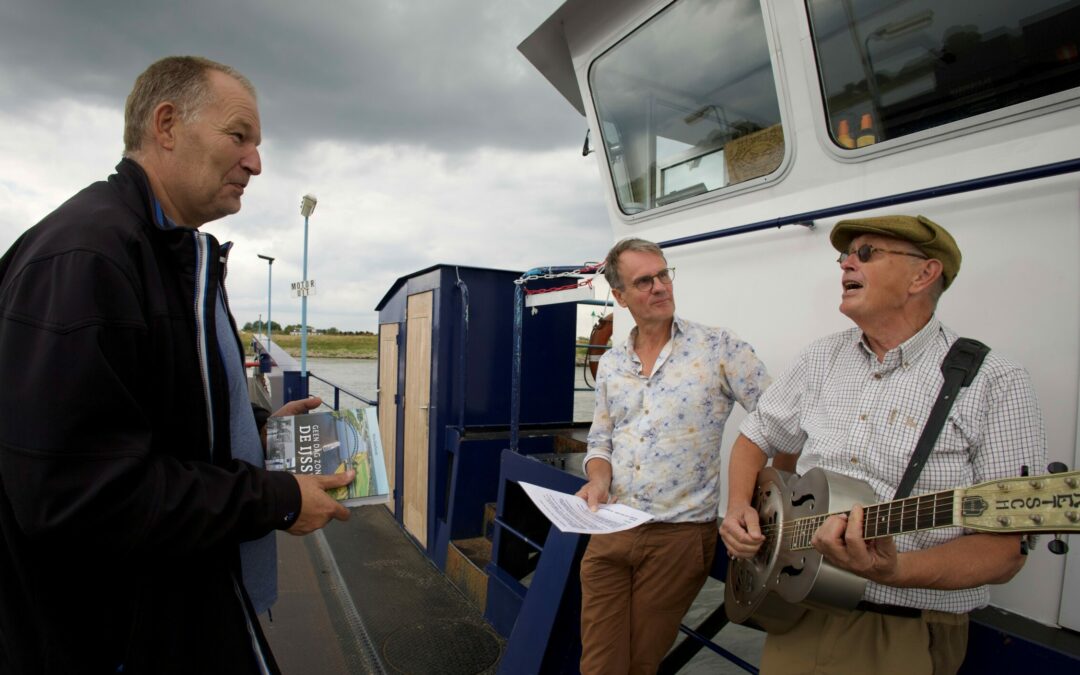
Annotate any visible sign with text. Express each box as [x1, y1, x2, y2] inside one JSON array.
[[292, 280, 316, 297]]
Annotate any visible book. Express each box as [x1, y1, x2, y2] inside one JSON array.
[[265, 407, 390, 506]]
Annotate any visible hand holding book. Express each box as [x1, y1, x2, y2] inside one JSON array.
[[265, 406, 391, 508], [286, 470, 355, 535]]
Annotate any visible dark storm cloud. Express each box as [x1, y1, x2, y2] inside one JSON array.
[[0, 0, 586, 154]]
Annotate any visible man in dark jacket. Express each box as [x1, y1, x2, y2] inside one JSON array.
[[0, 56, 353, 674]]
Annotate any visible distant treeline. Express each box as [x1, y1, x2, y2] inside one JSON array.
[[241, 321, 374, 336]]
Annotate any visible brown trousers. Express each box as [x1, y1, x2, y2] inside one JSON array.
[[760, 606, 968, 674], [579, 521, 717, 675]]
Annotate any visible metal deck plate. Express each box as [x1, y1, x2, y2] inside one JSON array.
[[383, 619, 500, 673]]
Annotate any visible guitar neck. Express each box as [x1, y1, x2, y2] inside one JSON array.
[[789, 490, 957, 551]]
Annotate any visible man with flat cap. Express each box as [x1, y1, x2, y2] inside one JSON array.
[[720, 215, 1046, 674]]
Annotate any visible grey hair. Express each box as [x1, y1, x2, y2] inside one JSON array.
[[603, 238, 666, 290], [123, 56, 256, 154]]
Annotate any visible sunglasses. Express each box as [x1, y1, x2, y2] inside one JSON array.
[[838, 244, 928, 264]]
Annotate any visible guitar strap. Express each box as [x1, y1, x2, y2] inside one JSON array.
[[893, 337, 990, 500]]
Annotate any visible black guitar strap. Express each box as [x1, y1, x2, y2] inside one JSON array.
[[893, 337, 990, 500]]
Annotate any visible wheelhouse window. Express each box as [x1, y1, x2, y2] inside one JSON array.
[[807, 0, 1080, 149], [589, 0, 785, 215]]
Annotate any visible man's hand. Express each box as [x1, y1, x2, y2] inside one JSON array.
[[720, 503, 765, 558], [575, 479, 616, 512], [273, 396, 323, 418], [286, 470, 355, 536], [811, 504, 899, 584]]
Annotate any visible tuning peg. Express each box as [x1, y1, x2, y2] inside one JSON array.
[[1048, 462, 1069, 474], [1048, 536, 1069, 555]]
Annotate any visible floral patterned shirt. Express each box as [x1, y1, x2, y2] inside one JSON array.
[[586, 315, 770, 522]]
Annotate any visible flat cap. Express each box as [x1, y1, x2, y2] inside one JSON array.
[[830, 214, 961, 289]]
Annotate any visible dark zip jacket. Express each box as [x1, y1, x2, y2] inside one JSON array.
[[0, 159, 301, 674]]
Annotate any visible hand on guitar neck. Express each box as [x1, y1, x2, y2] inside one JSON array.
[[811, 505, 900, 586]]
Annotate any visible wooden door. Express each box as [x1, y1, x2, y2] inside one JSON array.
[[403, 292, 433, 547], [377, 323, 399, 515]]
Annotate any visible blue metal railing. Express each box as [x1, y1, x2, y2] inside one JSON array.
[[673, 623, 758, 673], [307, 371, 376, 409], [511, 271, 613, 450], [659, 156, 1080, 249]]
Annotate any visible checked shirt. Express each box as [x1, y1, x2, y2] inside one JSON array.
[[740, 316, 1046, 612]]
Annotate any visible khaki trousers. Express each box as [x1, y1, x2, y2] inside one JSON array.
[[579, 521, 717, 675], [760, 606, 968, 675]]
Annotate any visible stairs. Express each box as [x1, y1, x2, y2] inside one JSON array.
[[446, 434, 588, 613], [446, 502, 497, 609]]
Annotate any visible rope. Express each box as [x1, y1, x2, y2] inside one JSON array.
[[514, 262, 605, 294]]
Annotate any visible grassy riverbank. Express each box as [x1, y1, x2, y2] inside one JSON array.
[[241, 331, 377, 359], [241, 332, 597, 362]]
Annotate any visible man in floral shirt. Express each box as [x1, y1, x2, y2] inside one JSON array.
[[576, 237, 770, 674]]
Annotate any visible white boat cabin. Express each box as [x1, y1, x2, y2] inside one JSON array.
[[520, 0, 1080, 632]]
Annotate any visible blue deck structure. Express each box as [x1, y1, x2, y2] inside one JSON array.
[[374, 264, 578, 562]]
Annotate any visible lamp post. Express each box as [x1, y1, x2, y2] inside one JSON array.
[[299, 194, 317, 384], [257, 254, 275, 349]]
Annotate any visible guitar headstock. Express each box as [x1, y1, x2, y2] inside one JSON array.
[[959, 468, 1080, 535]]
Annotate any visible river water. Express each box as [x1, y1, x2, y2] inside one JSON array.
[[303, 357, 597, 421]]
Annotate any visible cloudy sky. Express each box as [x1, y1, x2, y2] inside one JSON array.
[[0, 0, 613, 332]]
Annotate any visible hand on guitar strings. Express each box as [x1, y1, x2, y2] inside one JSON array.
[[719, 503, 766, 559], [811, 504, 900, 584]]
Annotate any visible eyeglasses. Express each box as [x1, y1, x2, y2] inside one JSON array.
[[629, 267, 675, 292], [838, 244, 928, 264]]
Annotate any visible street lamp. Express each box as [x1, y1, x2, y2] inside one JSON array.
[[299, 194, 317, 383], [257, 254, 275, 349]]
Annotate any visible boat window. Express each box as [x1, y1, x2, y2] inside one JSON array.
[[589, 0, 785, 215], [807, 0, 1080, 150]]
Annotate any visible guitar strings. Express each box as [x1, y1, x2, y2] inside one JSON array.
[[756, 500, 954, 539], [752, 491, 958, 545], [754, 496, 953, 536]]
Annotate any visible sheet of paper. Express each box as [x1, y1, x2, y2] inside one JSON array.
[[518, 481, 654, 534]]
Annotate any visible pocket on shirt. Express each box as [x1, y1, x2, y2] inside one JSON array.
[[878, 407, 973, 491]]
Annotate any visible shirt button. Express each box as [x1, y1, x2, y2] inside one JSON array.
[[873, 373, 882, 380], [859, 414, 867, 421], [639, 437, 645, 442], [635, 465, 641, 471], [850, 457, 859, 464]]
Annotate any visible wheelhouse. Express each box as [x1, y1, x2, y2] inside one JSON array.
[[520, 0, 1080, 658]]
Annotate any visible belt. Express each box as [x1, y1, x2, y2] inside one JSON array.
[[854, 601, 922, 618]]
